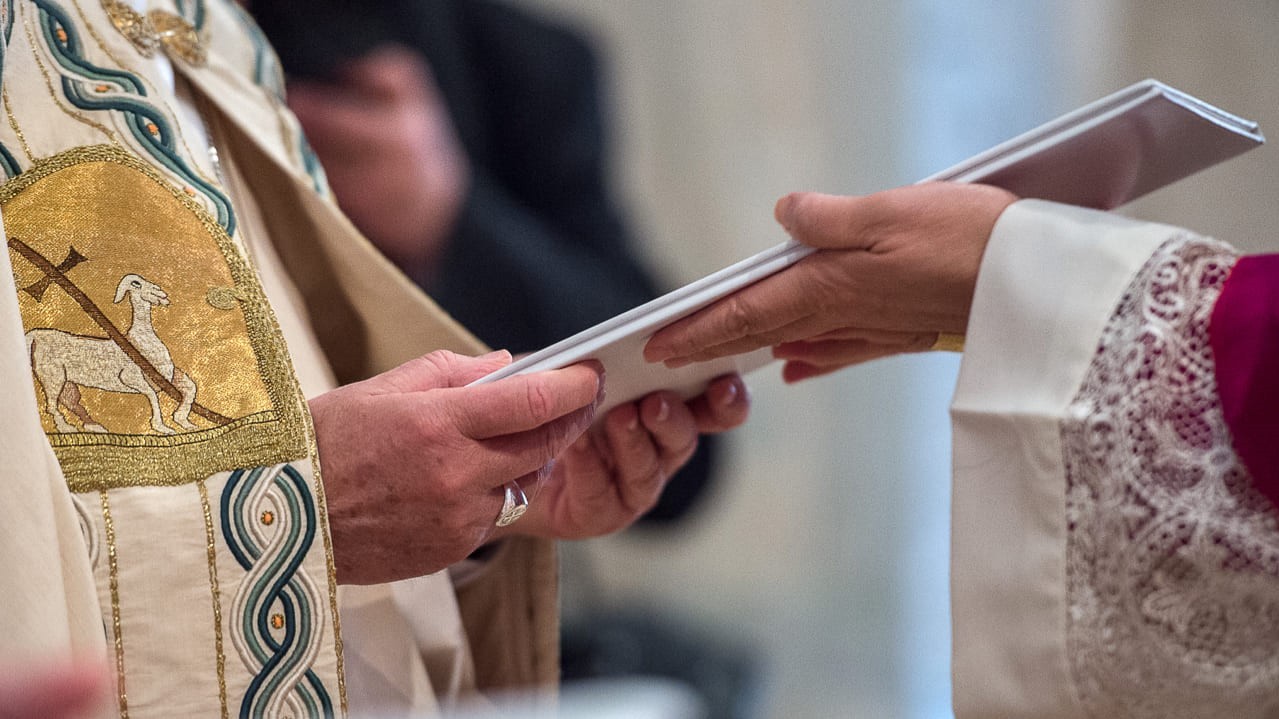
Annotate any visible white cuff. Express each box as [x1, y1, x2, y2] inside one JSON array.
[[948, 200, 1179, 718]]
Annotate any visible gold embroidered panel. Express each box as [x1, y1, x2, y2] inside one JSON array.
[[6, 145, 308, 491]]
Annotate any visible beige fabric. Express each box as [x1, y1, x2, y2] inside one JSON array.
[[950, 200, 1180, 717], [0, 220, 105, 662], [0, 0, 560, 714], [182, 23, 561, 707]]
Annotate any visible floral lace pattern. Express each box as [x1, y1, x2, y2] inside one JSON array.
[[1062, 236, 1279, 718]]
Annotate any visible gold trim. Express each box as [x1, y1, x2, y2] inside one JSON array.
[[99, 0, 206, 66], [199, 105, 348, 712], [931, 332, 967, 353], [72, 0, 139, 75], [197, 479, 229, 719], [68, 1, 225, 199], [100, 0, 159, 57], [305, 430, 348, 716], [4, 145, 310, 490], [22, 13, 119, 142], [100, 489, 129, 719], [2, 88, 34, 162]]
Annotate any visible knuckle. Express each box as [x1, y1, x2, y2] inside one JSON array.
[[523, 380, 557, 425], [722, 295, 758, 337], [414, 349, 456, 377]]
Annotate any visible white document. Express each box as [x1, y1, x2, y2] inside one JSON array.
[[470, 79, 1264, 412]]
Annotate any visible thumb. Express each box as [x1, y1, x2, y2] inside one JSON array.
[[368, 349, 513, 394], [775, 192, 882, 251]]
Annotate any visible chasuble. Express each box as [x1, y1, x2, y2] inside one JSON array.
[[0, 0, 558, 716]]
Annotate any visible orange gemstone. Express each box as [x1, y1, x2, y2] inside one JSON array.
[[56, 28, 67, 42], [146, 123, 159, 135], [95, 84, 109, 93], [270, 614, 284, 630], [260, 510, 274, 525]]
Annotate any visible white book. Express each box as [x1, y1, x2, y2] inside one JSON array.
[[471, 79, 1265, 412]]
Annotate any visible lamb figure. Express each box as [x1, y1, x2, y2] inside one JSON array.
[[25, 273, 199, 435]]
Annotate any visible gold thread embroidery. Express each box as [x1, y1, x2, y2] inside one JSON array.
[[100, 0, 207, 66], [68, 1, 226, 201], [197, 106, 348, 712], [70, 0, 137, 78], [5, 145, 310, 490], [100, 489, 129, 719], [2, 89, 34, 162], [22, 13, 119, 142], [197, 479, 230, 719], [192, 92, 262, 272], [100, 0, 158, 57], [145, 9, 205, 66], [306, 425, 348, 716]]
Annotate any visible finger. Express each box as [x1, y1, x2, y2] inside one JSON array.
[[638, 392, 700, 472], [780, 352, 902, 382], [781, 360, 851, 383], [645, 258, 824, 363], [803, 326, 932, 343], [662, 312, 833, 367], [773, 333, 934, 365], [372, 350, 512, 395], [452, 362, 603, 439], [600, 400, 671, 514], [685, 374, 751, 433], [774, 336, 934, 381], [775, 191, 899, 250], [473, 402, 597, 486]]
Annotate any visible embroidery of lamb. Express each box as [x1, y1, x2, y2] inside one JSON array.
[[25, 273, 199, 435]]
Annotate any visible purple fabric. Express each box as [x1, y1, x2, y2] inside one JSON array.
[[1211, 254, 1279, 509]]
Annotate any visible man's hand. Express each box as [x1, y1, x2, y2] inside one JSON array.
[[502, 374, 750, 540], [287, 46, 469, 277], [644, 183, 1017, 380], [310, 350, 602, 585]]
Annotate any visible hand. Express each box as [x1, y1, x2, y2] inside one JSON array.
[[644, 182, 1017, 379], [310, 350, 602, 584], [0, 657, 106, 719], [287, 45, 469, 277], [500, 374, 750, 540]]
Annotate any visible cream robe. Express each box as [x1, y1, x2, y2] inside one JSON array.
[[0, 0, 557, 716], [951, 200, 1279, 716]]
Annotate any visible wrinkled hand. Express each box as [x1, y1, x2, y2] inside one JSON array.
[[0, 657, 105, 719], [287, 45, 469, 276], [502, 375, 750, 541], [644, 182, 1017, 380], [311, 350, 602, 585]]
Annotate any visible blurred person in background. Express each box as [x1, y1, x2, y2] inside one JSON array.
[[250, 0, 721, 528]]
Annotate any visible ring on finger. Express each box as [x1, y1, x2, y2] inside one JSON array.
[[495, 482, 529, 528]]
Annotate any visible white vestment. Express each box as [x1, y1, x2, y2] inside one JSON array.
[[951, 200, 1279, 718]]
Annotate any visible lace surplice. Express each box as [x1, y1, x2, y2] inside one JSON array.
[[1062, 236, 1279, 717]]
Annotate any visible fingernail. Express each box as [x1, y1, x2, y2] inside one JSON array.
[[480, 349, 512, 362], [627, 412, 639, 431], [775, 193, 798, 232], [655, 397, 670, 422], [718, 380, 739, 407], [665, 357, 691, 369]]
